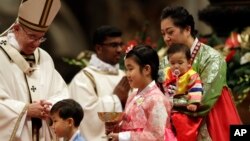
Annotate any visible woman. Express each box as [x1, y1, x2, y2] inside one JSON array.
[[159, 6, 241, 141]]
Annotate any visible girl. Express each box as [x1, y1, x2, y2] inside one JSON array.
[[108, 44, 175, 141]]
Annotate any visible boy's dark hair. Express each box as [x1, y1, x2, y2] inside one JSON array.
[[167, 43, 191, 60], [92, 25, 122, 46], [125, 44, 159, 81], [160, 6, 197, 38], [50, 99, 83, 127]]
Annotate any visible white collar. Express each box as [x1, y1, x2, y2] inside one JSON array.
[[88, 54, 119, 74], [7, 32, 21, 51], [137, 81, 156, 96]]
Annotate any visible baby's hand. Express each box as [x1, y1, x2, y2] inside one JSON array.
[[187, 104, 197, 112], [166, 84, 177, 96]]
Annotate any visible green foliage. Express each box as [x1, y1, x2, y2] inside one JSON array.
[[227, 49, 250, 104], [62, 50, 93, 69]]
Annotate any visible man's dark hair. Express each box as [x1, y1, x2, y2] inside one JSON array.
[[50, 99, 83, 127], [92, 25, 122, 45]]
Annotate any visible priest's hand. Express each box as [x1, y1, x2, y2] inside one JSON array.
[[113, 76, 130, 108], [27, 100, 52, 119]]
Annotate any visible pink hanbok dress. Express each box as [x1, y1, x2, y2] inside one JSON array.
[[120, 81, 176, 141]]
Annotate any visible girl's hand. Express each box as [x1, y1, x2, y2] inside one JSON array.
[[108, 132, 119, 141]]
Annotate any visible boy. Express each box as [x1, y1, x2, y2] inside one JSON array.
[[164, 43, 203, 141], [50, 99, 86, 141]]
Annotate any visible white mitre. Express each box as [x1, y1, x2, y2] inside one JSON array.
[[18, 0, 61, 32]]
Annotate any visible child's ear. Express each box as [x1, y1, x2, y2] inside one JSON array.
[[143, 65, 151, 75], [67, 118, 74, 127]]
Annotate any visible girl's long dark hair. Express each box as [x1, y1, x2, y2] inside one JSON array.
[[125, 44, 165, 93]]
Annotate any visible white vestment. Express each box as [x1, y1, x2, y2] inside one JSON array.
[[0, 36, 69, 141], [69, 54, 124, 141]]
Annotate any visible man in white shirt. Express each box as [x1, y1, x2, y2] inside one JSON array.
[[69, 25, 131, 141]]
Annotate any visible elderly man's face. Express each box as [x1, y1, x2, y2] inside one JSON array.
[[15, 24, 46, 55]]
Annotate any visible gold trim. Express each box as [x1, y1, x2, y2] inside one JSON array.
[[9, 104, 29, 141], [0, 37, 31, 74], [82, 69, 117, 112], [40, 0, 53, 26], [24, 73, 32, 103], [38, 49, 40, 64], [82, 69, 97, 95], [34, 48, 41, 65], [0, 39, 12, 61], [90, 68, 119, 75], [18, 17, 48, 32]]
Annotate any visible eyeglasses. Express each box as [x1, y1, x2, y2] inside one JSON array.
[[101, 42, 124, 48], [20, 26, 46, 43]]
